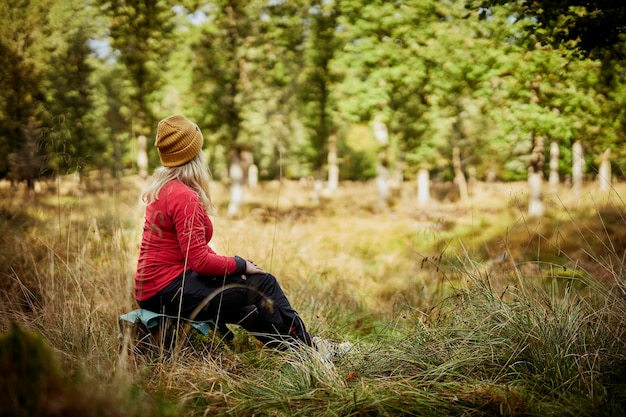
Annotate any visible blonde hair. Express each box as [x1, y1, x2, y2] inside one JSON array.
[[142, 152, 215, 214]]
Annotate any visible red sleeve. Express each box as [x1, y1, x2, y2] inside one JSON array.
[[169, 187, 238, 276]]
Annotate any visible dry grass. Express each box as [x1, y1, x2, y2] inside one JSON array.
[[1, 175, 626, 416]]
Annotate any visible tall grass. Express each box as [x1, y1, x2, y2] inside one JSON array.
[[1, 177, 626, 416]]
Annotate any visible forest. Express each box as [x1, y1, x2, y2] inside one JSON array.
[[1, 0, 625, 191], [2, 1, 626, 416]]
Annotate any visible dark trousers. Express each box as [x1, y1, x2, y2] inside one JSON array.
[[138, 271, 312, 346]]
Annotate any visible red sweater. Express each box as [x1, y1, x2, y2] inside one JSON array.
[[135, 180, 244, 301]]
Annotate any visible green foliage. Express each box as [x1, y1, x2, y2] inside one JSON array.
[[1, 0, 626, 184], [296, 0, 342, 176], [0, 0, 49, 183], [334, 0, 439, 172], [472, 0, 626, 56], [339, 124, 378, 180], [98, 0, 176, 137], [44, 1, 100, 176], [190, 0, 247, 148], [0, 0, 103, 184]]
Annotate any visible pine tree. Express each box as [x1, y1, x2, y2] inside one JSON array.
[[0, 0, 50, 186]]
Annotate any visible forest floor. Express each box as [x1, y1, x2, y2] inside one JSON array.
[[2, 175, 626, 416]]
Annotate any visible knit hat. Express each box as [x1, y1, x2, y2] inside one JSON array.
[[155, 115, 204, 167]]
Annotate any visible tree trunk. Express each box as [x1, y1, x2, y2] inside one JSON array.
[[327, 133, 338, 191], [114, 134, 123, 181], [572, 141, 584, 198], [373, 117, 390, 208], [528, 135, 545, 218], [417, 168, 430, 206], [528, 171, 545, 218], [549, 141, 559, 190], [598, 148, 611, 193], [376, 161, 390, 209], [227, 152, 244, 218], [248, 164, 258, 188], [137, 135, 148, 180], [453, 146, 468, 202]]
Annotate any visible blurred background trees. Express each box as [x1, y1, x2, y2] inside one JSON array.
[[0, 0, 624, 190]]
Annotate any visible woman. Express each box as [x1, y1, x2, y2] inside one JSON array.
[[135, 114, 311, 347]]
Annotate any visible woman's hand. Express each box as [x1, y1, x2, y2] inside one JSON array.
[[245, 259, 264, 275]]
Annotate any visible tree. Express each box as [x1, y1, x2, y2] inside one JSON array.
[[97, 0, 176, 169], [417, 2, 517, 182], [0, 0, 49, 186], [190, 0, 264, 216], [297, 0, 342, 185], [472, 0, 626, 56], [334, 0, 438, 178], [244, 0, 306, 179], [471, 1, 626, 179], [43, 1, 99, 179], [335, 0, 513, 182]]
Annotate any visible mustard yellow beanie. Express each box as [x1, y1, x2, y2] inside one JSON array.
[[155, 115, 204, 167]]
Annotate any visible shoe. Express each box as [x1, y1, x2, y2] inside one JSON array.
[[312, 336, 354, 360]]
